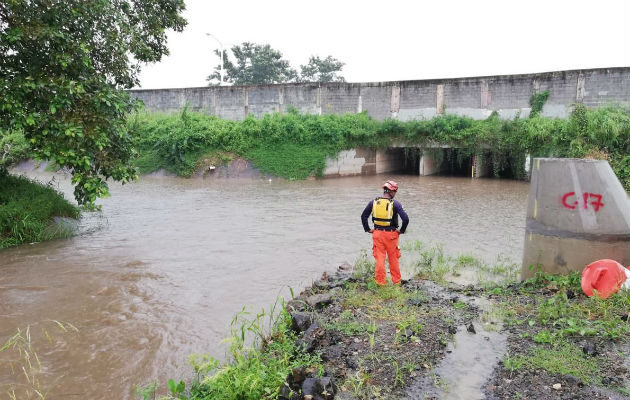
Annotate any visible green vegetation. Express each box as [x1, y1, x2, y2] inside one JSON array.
[[0, 0, 186, 206], [401, 240, 520, 285], [0, 130, 30, 169], [207, 42, 344, 85], [504, 341, 599, 384], [510, 272, 630, 342], [128, 104, 630, 190], [0, 174, 80, 249], [182, 302, 322, 400], [490, 272, 630, 387]]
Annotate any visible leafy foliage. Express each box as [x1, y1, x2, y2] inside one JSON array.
[[130, 104, 630, 191], [299, 55, 345, 83], [207, 42, 345, 85], [0, 129, 30, 171], [188, 304, 322, 400], [529, 90, 550, 117], [0, 0, 186, 205], [207, 42, 296, 86], [0, 174, 80, 248]]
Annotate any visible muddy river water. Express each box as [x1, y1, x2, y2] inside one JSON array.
[[0, 172, 529, 399]]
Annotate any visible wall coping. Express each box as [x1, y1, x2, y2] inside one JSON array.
[[129, 67, 630, 92]]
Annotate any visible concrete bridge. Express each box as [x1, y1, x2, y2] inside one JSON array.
[[130, 67, 629, 180], [323, 146, 498, 179]]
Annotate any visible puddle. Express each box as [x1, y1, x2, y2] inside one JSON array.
[[406, 284, 507, 399]]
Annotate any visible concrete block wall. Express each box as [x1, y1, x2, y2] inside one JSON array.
[[323, 148, 376, 177], [375, 148, 406, 174], [130, 68, 630, 121]]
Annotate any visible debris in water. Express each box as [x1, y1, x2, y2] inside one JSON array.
[[467, 323, 476, 334]]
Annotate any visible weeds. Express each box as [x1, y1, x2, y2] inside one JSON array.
[[0, 174, 80, 248], [0, 321, 79, 399], [127, 105, 630, 191], [187, 299, 323, 400], [504, 341, 600, 384], [403, 241, 518, 285]]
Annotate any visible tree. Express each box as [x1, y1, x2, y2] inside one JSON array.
[[207, 42, 297, 86], [299, 56, 345, 83], [0, 0, 186, 206]]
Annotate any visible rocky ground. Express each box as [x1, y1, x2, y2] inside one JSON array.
[[279, 263, 630, 400]]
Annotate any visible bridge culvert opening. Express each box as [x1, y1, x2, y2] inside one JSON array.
[[441, 149, 473, 177], [380, 147, 421, 175], [485, 151, 528, 180]]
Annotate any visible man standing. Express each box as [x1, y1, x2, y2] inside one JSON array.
[[360, 180, 410, 286]]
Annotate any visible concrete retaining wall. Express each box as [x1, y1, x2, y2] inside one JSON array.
[[130, 67, 630, 121]]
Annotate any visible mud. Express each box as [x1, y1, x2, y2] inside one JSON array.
[[285, 266, 630, 400]]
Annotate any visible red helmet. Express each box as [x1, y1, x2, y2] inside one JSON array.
[[383, 180, 398, 192]]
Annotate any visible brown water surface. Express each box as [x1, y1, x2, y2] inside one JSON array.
[[0, 172, 528, 399]]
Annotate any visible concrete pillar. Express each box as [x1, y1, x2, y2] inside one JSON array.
[[419, 150, 444, 176], [390, 84, 400, 119], [243, 88, 249, 117], [576, 73, 585, 103], [521, 158, 630, 280], [316, 86, 322, 115], [278, 87, 285, 113], [480, 80, 490, 108], [437, 84, 444, 114]]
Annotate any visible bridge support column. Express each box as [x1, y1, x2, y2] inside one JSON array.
[[419, 151, 444, 176]]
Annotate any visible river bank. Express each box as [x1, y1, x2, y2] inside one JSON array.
[[178, 249, 630, 400], [0, 172, 80, 249]]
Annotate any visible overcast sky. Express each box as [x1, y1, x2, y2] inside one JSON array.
[[136, 0, 630, 89]]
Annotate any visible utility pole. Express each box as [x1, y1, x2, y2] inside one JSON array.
[[205, 33, 225, 86]]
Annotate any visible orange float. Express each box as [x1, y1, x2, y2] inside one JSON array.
[[581, 259, 630, 299]]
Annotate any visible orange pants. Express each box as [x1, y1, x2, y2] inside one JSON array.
[[372, 230, 401, 285]]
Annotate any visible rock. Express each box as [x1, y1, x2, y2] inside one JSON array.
[[302, 377, 336, 400], [467, 323, 476, 334], [582, 343, 597, 356], [314, 280, 329, 290], [321, 344, 345, 362], [291, 312, 313, 333], [286, 299, 306, 312], [297, 323, 322, 353], [552, 383, 562, 390], [345, 357, 359, 369], [290, 367, 307, 385], [563, 375, 579, 385], [566, 289, 575, 299], [328, 272, 354, 289], [278, 383, 293, 400], [408, 298, 424, 306], [338, 262, 353, 271], [401, 329, 414, 340], [306, 293, 334, 308], [448, 326, 457, 334]]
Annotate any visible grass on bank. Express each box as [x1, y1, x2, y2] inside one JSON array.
[[141, 246, 630, 399], [491, 271, 630, 388], [134, 300, 324, 400], [0, 173, 80, 249]]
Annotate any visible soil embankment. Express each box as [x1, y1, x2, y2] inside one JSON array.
[[281, 261, 630, 400]]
